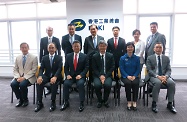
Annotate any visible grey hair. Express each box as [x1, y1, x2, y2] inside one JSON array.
[[98, 40, 108, 46]]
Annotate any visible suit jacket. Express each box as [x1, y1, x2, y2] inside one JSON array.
[[61, 34, 82, 57], [107, 37, 126, 67], [92, 52, 115, 78], [39, 54, 62, 79], [39, 36, 61, 62], [13, 53, 38, 84], [84, 35, 104, 56], [65, 52, 89, 78], [145, 54, 171, 82], [145, 32, 166, 62]]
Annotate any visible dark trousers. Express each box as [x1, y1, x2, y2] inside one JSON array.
[[93, 77, 112, 102], [10, 78, 30, 101], [121, 78, 139, 102], [63, 78, 85, 102], [36, 75, 58, 102]]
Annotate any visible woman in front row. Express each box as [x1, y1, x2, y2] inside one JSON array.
[[119, 42, 140, 111]]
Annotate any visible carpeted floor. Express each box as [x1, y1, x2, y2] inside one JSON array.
[[0, 78, 187, 122]]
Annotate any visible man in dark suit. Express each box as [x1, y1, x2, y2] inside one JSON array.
[[146, 42, 177, 114], [60, 41, 89, 112], [84, 24, 104, 86], [61, 24, 82, 57], [145, 22, 166, 62], [92, 40, 115, 108], [107, 26, 126, 80], [39, 26, 61, 95], [35, 43, 62, 112]]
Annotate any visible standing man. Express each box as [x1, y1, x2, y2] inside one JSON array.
[[92, 40, 115, 108], [146, 42, 177, 114], [145, 22, 166, 62], [35, 43, 62, 112], [107, 26, 126, 80], [84, 24, 104, 85], [61, 24, 82, 57], [11, 42, 38, 107], [39, 26, 61, 95], [60, 41, 89, 112]]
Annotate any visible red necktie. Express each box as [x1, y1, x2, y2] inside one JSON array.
[[74, 54, 77, 71], [114, 37, 117, 49]]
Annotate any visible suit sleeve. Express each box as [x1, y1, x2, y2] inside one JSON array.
[[137, 41, 145, 57], [123, 38, 127, 54], [84, 38, 88, 54], [13, 57, 20, 78], [56, 38, 61, 55], [80, 55, 89, 77], [92, 55, 100, 77], [61, 36, 65, 52], [64, 55, 70, 76], [133, 57, 140, 77], [165, 57, 171, 77], [105, 55, 115, 78], [39, 57, 45, 77], [161, 34, 166, 54], [24, 56, 38, 80], [106, 39, 111, 53], [79, 36, 83, 51], [146, 56, 157, 77], [119, 57, 129, 78], [54, 56, 62, 77], [39, 38, 43, 63]]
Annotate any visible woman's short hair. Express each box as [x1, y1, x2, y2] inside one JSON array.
[[125, 42, 135, 54], [132, 29, 141, 36]]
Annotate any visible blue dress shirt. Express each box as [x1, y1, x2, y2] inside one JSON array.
[[119, 54, 140, 78]]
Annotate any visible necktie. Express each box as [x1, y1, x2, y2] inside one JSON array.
[[101, 55, 104, 75], [22, 55, 26, 68], [93, 36, 97, 48], [147, 35, 153, 48], [114, 37, 117, 49], [50, 56, 53, 68], [74, 54, 77, 71], [70, 36, 73, 44], [158, 55, 162, 76]]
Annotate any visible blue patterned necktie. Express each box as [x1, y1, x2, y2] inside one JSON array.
[[158, 55, 162, 76], [93, 36, 97, 48], [50, 56, 53, 68], [147, 35, 153, 48], [22, 55, 26, 68]]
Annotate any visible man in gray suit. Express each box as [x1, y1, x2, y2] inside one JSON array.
[[84, 24, 104, 84], [145, 22, 166, 62], [146, 42, 177, 114], [11, 42, 38, 107]]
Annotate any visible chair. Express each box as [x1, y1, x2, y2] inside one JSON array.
[[143, 68, 175, 107], [11, 66, 39, 104], [117, 68, 145, 106], [90, 71, 117, 106]]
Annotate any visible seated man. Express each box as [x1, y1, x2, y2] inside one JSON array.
[[146, 42, 177, 114], [60, 40, 89, 112], [11, 42, 38, 107], [92, 40, 115, 108], [35, 43, 62, 112]]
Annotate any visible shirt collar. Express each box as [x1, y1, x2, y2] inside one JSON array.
[[126, 53, 135, 58], [49, 53, 55, 57], [100, 53, 105, 57], [48, 36, 53, 40], [92, 35, 97, 39], [155, 53, 162, 57], [69, 34, 75, 37], [23, 53, 28, 58]]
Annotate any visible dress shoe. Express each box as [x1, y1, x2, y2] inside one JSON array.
[[167, 104, 177, 114], [56, 89, 60, 94], [104, 102, 110, 108], [45, 90, 51, 95], [152, 103, 158, 113], [15, 100, 23, 107], [97, 102, 102, 108], [60, 101, 69, 111], [79, 103, 84, 112], [149, 92, 153, 97], [49, 102, 56, 112], [22, 100, 29, 107], [127, 106, 131, 111], [132, 106, 137, 111], [34, 103, 44, 112]]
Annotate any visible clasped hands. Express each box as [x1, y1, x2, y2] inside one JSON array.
[[37, 76, 57, 85], [157, 76, 168, 84], [127, 76, 136, 81], [67, 75, 82, 80], [17, 77, 25, 82], [100, 75, 105, 84]]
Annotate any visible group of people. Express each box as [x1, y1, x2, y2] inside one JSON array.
[[10, 22, 177, 114]]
